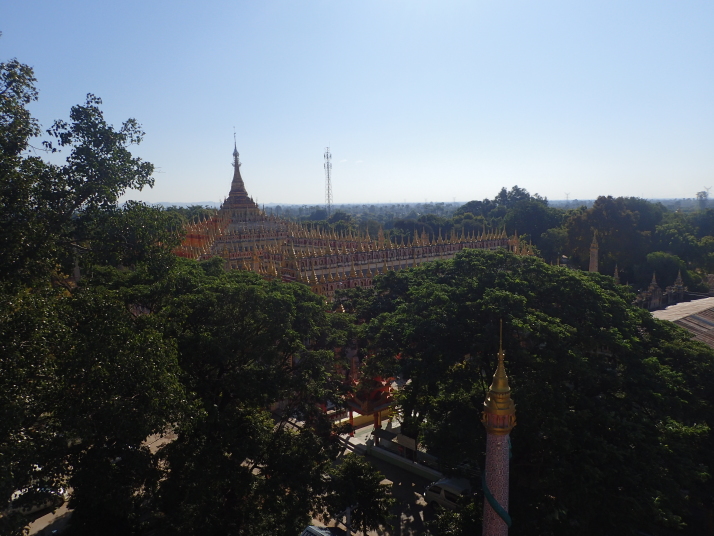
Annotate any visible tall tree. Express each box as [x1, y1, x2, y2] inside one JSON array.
[[503, 198, 563, 250], [0, 286, 65, 536], [565, 196, 653, 278], [345, 249, 714, 536], [0, 76, 155, 286], [152, 266, 349, 536], [326, 454, 395, 535], [57, 285, 186, 535]]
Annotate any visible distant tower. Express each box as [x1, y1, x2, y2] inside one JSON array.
[[324, 147, 333, 217], [589, 231, 599, 273], [482, 322, 516, 536], [697, 188, 711, 211], [613, 264, 620, 285]]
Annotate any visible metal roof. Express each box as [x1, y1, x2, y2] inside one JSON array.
[[652, 297, 714, 321], [653, 297, 714, 348]]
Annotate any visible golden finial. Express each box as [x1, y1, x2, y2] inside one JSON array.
[[482, 319, 516, 435], [312, 266, 319, 285]]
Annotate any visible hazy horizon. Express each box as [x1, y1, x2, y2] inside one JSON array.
[[152, 197, 705, 209]]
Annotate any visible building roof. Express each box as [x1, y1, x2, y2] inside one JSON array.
[[652, 297, 714, 321], [653, 297, 714, 348]]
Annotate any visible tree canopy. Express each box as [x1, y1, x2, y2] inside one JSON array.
[[343, 248, 714, 535], [326, 454, 395, 535]]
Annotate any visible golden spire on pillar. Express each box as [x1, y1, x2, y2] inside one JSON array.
[[482, 320, 516, 435]]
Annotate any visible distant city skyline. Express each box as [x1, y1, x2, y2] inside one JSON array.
[[4, 1, 713, 205]]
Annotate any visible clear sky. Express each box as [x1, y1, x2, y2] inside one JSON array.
[[4, 1, 713, 205]]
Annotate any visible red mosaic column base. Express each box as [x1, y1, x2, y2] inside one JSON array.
[[483, 432, 510, 536]]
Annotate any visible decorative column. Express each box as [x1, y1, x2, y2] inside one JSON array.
[[482, 327, 516, 536]]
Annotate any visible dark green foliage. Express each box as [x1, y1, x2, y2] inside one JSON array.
[[653, 216, 700, 266], [0, 287, 65, 536], [58, 286, 186, 534], [565, 195, 654, 276], [346, 249, 714, 535], [390, 217, 425, 238], [328, 210, 352, 224], [455, 198, 496, 218], [429, 502, 481, 536], [503, 199, 564, 251], [538, 226, 568, 264], [0, 58, 39, 155], [563, 195, 714, 289], [45, 94, 154, 210], [0, 83, 156, 285], [77, 200, 182, 275], [162, 204, 217, 225], [326, 454, 395, 535], [689, 209, 714, 239], [147, 267, 347, 535], [310, 208, 329, 221]]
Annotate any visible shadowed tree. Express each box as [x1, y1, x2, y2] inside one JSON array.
[[326, 454, 395, 535]]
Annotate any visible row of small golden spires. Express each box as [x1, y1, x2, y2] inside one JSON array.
[[177, 229, 515, 261], [220, 226, 510, 255], [243, 254, 408, 285]]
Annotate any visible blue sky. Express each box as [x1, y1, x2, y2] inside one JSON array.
[[4, 1, 713, 205]]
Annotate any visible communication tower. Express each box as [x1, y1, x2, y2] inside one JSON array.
[[324, 147, 333, 217]]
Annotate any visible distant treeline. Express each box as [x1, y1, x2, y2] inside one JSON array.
[[260, 187, 714, 293]]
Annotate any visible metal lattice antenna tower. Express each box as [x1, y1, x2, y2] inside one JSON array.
[[324, 146, 333, 217]]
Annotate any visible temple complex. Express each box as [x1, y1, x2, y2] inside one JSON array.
[[175, 144, 527, 299]]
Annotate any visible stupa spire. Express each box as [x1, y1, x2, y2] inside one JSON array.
[[229, 134, 247, 198]]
